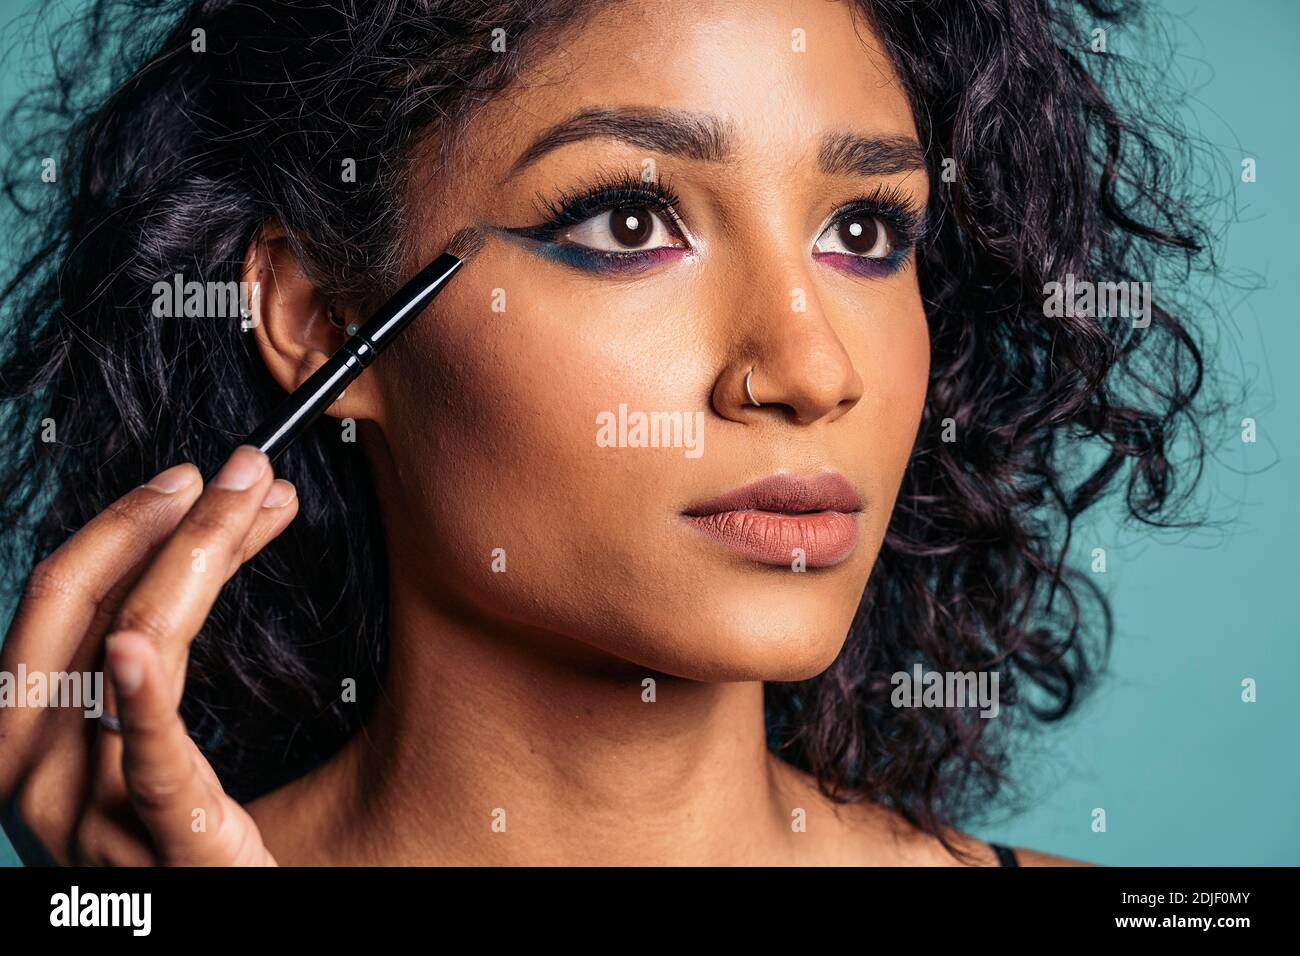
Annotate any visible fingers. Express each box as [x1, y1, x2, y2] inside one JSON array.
[[107, 445, 279, 691], [0, 463, 203, 679], [68, 476, 297, 684], [230, 478, 298, 577], [0, 464, 204, 794], [90, 447, 297, 852], [1, 447, 297, 867], [93, 447, 295, 797], [102, 631, 228, 864]]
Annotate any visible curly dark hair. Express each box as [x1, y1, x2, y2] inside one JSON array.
[[0, 0, 1217, 859]]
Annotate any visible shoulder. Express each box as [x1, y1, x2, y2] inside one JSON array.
[[919, 829, 1096, 867], [933, 829, 1097, 867], [767, 756, 1095, 866], [997, 845, 1096, 867], [828, 804, 1096, 866]]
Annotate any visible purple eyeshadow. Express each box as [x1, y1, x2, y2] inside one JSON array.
[[813, 249, 910, 279]]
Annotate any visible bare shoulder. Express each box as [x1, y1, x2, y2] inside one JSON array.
[[919, 829, 1095, 867], [767, 756, 1096, 866], [935, 830, 1097, 867], [1002, 846, 1096, 867]]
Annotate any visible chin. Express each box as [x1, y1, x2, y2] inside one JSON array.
[[589, 593, 859, 684]]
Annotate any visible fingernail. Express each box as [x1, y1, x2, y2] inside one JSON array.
[[145, 463, 198, 494], [261, 479, 296, 509], [212, 445, 269, 491], [105, 639, 144, 697]]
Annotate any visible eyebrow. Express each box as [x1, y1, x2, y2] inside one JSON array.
[[505, 106, 926, 180]]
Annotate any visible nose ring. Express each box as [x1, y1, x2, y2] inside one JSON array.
[[744, 366, 762, 407]]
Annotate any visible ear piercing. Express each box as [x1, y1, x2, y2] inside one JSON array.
[[327, 302, 357, 336], [744, 366, 762, 407]]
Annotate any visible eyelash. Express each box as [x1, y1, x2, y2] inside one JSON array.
[[813, 183, 928, 278], [505, 169, 927, 275], [522, 169, 689, 243]]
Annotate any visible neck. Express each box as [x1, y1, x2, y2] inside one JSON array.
[[313, 573, 801, 865]]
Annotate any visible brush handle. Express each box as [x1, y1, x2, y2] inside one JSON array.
[[235, 250, 466, 465], [244, 343, 367, 461]]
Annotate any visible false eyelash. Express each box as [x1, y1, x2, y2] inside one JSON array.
[[518, 167, 687, 243], [826, 182, 930, 251]]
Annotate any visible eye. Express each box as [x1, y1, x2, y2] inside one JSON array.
[[499, 172, 694, 274], [813, 213, 896, 259], [562, 205, 686, 253]]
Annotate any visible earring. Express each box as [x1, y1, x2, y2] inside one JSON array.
[[744, 366, 762, 407], [327, 302, 358, 336]]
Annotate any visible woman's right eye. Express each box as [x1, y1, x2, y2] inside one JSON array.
[[559, 205, 687, 253]]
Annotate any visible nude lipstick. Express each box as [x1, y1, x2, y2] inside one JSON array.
[[682, 472, 862, 567]]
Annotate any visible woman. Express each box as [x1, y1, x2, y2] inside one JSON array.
[[0, 0, 1210, 865]]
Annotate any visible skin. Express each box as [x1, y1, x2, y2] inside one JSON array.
[[0, 0, 1087, 865]]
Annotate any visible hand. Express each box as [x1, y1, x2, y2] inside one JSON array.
[[0, 445, 297, 865]]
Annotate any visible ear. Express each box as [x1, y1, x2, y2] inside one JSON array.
[[240, 223, 381, 421]]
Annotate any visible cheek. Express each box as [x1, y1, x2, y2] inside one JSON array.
[[852, 280, 929, 415], [874, 302, 930, 450], [408, 267, 705, 473], [368, 248, 931, 678], [376, 260, 709, 607], [842, 292, 929, 523]]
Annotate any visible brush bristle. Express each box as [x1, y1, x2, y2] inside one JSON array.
[[446, 226, 486, 261]]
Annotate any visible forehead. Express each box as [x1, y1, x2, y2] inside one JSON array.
[[445, 0, 918, 181]]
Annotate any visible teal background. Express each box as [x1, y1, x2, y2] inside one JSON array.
[[1, 0, 1296, 865]]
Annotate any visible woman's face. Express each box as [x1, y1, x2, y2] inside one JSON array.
[[368, 0, 930, 681]]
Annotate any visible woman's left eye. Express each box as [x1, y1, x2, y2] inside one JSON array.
[[561, 205, 686, 252], [813, 213, 896, 259]]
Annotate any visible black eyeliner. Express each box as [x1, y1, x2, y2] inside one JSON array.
[[829, 184, 930, 250], [509, 170, 926, 252], [508, 170, 685, 242]]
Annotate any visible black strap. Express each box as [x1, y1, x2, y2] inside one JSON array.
[[989, 841, 1019, 867]]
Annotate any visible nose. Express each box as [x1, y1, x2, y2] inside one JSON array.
[[711, 259, 864, 426]]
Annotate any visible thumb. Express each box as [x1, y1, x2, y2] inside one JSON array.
[[105, 632, 275, 865]]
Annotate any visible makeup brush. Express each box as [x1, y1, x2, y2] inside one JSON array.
[[237, 227, 485, 463]]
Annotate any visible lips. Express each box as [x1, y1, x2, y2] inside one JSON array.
[[682, 473, 863, 568]]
